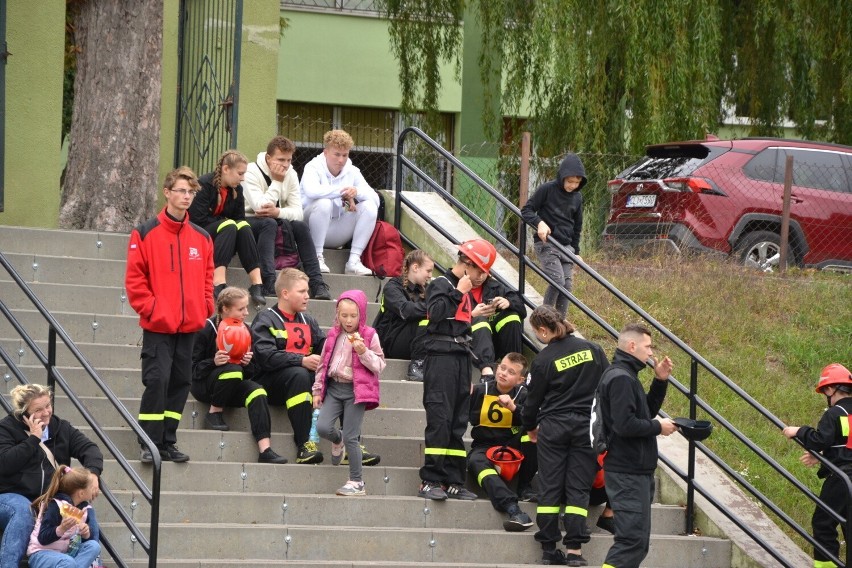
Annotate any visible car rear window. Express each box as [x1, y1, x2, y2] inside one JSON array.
[[618, 146, 727, 180]]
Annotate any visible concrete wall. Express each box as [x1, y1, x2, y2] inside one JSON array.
[[1, 1, 65, 227], [278, 10, 461, 112]]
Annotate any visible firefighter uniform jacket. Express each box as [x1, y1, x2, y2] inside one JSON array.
[[522, 334, 609, 432], [599, 348, 669, 476], [192, 316, 259, 382], [470, 381, 527, 449], [251, 306, 326, 372], [125, 208, 214, 334], [372, 277, 427, 342], [468, 275, 525, 316], [794, 397, 852, 478], [423, 273, 471, 355]]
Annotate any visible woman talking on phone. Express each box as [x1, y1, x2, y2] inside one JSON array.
[[0, 384, 103, 568]]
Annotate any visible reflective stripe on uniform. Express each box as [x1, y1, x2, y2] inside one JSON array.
[[814, 561, 838, 568], [286, 392, 312, 409], [471, 321, 491, 334], [537, 506, 561, 514], [840, 416, 849, 437], [164, 410, 181, 421], [418, 319, 429, 326], [494, 314, 521, 333], [138, 413, 164, 422], [216, 219, 237, 233], [235, 220, 250, 230], [218, 371, 243, 381], [268, 327, 287, 339], [602, 564, 616, 568], [564, 505, 588, 517], [424, 447, 467, 458], [477, 468, 498, 485], [520, 434, 530, 443], [245, 388, 267, 408]]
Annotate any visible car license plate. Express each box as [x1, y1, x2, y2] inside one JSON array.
[[626, 194, 656, 208]]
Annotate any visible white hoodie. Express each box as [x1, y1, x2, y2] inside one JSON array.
[[243, 152, 303, 221], [299, 153, 379, 213]]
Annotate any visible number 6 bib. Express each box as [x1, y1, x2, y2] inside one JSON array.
[[480, 394, 512, 428]]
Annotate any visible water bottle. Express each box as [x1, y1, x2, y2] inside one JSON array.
[[309, 408, 320, 443], [92, 554, 105, 568]]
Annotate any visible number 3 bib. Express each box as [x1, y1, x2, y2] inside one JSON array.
[[284, 322, 312, 355]]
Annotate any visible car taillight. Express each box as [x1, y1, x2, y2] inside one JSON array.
[[608, 179, 624, 194], [662, 177, 713, 193]]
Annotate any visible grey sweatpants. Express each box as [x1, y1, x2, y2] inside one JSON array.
[[316, 380, 367, 482]]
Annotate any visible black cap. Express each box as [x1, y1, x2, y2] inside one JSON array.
[[673, 418, 713, 441]]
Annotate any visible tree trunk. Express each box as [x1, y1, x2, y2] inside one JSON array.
[[60, 0, 163, 232]]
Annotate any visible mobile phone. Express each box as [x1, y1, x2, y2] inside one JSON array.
[[485, 299, 494, 305], [22, 411, 30, 420]]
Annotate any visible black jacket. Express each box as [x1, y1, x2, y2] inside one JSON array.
[[192, 316, 259, 382], [795, 397, 852, 478], [189, 172, 247, 228], [423, 272, 471, 355], [469, 275, 526, 317], [372, 277, 427, 338], [600, 348, 669, 475], [470, 381, 527, 449], [251, 306, 326, 373], [521, 153, 586, 254], [522, 334, 609, 431], [0, 414, 103, 500]]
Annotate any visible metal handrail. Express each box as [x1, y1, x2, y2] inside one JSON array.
[[0, 252, 161, 568], [394, 126, 849, 567]]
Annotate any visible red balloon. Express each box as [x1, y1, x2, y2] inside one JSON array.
[[216, 317, 252, 364]]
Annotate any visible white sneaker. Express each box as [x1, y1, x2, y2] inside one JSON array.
[[317, 256, 330, 273], [336, 480, 366, 496], [345, 260, 372, 276]]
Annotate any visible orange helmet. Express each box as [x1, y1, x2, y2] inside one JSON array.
[[815, 363, 852, 393], [486, 445, 524, 481], [458, 239, 497, 273]]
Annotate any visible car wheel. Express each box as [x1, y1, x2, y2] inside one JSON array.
[[735, 231, 787, 272]]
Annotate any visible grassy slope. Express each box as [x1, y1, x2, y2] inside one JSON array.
[[558, 254, 851, 551]]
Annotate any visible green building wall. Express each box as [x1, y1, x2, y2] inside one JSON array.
[[2, 1, 65, 228]]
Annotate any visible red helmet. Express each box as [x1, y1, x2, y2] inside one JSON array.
[[458, 239, 497, 273], [815, 363, 852, 393], [486, 445, 525, 481], [216, 317, 252, 364]]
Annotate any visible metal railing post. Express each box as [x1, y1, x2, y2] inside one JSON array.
[[47, 327, 57, 393], [685, 357, 699, 534]]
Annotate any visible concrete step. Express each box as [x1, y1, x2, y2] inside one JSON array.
[[11, 365, 424, 405], [0, 340, 412, 377], [0, 251, 376, 296], [0, 278, 379, 322], [61, 395, 429, 438], [96, 523, 729, 566], [99, 490, 686, 535], [111, 562, 679, 568], [83, 429, 426, 471], [0, 226, 130, 260]]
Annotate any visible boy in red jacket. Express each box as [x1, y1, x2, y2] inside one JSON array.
[[125, 166, 214, 463]]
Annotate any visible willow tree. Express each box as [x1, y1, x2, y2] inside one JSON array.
[[381, 0, 852, 152]]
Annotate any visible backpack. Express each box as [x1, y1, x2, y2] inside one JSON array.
[[362, 221, 404, 278]]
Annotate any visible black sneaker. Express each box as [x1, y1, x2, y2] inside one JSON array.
[[418, 481, 447, 500], [249, 284, 267, 308], [160, 444, 190, 463], [503, 505, 534, 531], [205, 412, 229, 431], [341, 444, 381, 466], [309, 281, 332, 301], [564, 552, 588, 567], [479, 372, 495, 384], [262, 283, 276, 297], [213, 283, 227, 301], [406, 359, 425, 382], [258, 448, 288, 464], [296, 441, 324, 464], [140, 447, 154, 464], [596, 515, 615, 534], [541, 549, 567, 565], [444, 484, 477, 500]]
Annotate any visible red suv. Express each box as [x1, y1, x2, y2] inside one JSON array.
[[602, 138, 852, 271]]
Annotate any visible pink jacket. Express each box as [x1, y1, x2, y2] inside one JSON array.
[[312, 290, 384, 410], [27, 498, 91, 556]]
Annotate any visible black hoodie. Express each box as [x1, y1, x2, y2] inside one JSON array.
[[521, 153, 587, 254]]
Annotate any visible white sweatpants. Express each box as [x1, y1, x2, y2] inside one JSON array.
[[304, 198, 378, 259]]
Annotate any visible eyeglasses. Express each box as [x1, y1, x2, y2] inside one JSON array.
[[168, 188, 199, 197]]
